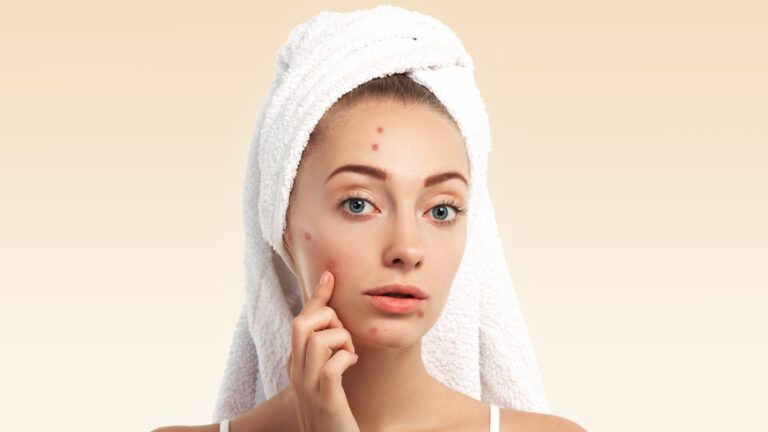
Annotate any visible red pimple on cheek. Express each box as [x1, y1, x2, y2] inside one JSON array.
[[325, 260, 336, 271], [372, 143, 379, 151], [304, 232, 311, 240], [377, 126, 383, 133], [370, 327, 378, 334]]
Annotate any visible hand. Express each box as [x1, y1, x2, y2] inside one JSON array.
[[285, 270, 360, 432]]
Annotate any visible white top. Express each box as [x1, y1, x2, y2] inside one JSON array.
[[219, 405, 500, 432], [489, 403, 500, 432]]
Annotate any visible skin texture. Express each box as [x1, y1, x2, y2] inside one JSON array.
[[150, 98, 588, 432]]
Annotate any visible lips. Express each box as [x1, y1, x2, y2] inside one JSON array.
[[364, 284, 428, 299], [366, 294, 424, 314]]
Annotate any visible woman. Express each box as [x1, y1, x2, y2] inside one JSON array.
[[153, 73, 585, 432], [153, 5, 586, 432]]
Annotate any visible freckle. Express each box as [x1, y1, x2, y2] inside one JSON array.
[[370, 327, 378, 334], [417, 310, 424, 317], [304, 232, 311, 240], [372, 143, 379, 151], [377, 126, 383, 133]]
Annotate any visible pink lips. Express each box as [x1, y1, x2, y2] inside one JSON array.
[[365, 295, 424, 314], [364, 284, 428, 299]]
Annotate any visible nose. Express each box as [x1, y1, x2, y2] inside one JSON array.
[[383, 210, 425, 269]]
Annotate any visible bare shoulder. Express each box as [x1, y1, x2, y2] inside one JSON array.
[[500, 408, 588, 432], [150, 388, 296, 432]]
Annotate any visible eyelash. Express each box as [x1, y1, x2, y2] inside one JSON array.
[[336, 192, 467, 226]]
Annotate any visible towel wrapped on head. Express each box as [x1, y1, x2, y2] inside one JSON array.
[[212, 4, 549, 422]]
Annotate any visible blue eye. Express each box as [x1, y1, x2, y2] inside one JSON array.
[[336, 193, 467, 226], [344, 198, 373, 214], [431, 205, 454, 221]]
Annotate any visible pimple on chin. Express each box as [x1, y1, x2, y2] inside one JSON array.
[[325, 259, 336, 271], [370, 326, 378, 334], [377, 126, 383, 133], [304, 232, 311, 240], [417, 310, 424, 317], [371, 143, 379, 151]]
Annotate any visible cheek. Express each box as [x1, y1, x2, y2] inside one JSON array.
[[304, 231, 374, 318], [302, 229, 358, 286]]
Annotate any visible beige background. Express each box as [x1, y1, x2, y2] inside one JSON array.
[[1, 1, 766, 431]]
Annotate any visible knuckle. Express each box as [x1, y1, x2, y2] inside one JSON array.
[[291, 315, 302, 331], [320, 305, 336, 318], [320, 365, 337, 382], [306, 331, 320, 347]]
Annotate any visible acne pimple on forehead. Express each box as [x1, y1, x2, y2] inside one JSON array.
[[377, 126, 383, 133], [372, 143, 379, 151], [304, 232, 311, 240]]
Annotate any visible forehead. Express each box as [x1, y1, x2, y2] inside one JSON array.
[[311, 99, 469, 179]]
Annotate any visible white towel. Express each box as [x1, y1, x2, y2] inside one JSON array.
[[212, 4, 550, 422]]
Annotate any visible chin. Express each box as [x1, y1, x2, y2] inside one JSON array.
[[350, 314, 429, 345]]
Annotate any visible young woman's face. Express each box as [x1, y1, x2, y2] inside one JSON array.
[[283, 98, 470, 348]]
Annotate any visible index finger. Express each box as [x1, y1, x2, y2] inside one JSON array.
[[306, 270, 334, 310], [302, 270, 344, 329]]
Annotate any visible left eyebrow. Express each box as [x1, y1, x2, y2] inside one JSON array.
[[325, 164, 468, 187]]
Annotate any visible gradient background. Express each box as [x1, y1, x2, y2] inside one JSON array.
[[1, 1, 766, 431]]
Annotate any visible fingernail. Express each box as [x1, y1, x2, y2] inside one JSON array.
[[319, 271, 329, 285]]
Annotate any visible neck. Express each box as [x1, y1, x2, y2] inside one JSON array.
[[341, 338, 445, 431]]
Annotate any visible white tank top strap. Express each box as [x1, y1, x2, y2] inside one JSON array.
[[489, 403, 500, 432], [219, 418, 230, 432]]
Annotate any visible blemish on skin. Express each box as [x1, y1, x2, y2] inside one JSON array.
[[370, 326, 378, 334], [325, 260, 336, 271], [417, 310, 424, 318], [372, 143, 379, 151], [304, 232, 311, 240], [377, 126, 383, 133]]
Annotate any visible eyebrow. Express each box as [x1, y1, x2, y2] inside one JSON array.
[[325, 164, 468, 187]]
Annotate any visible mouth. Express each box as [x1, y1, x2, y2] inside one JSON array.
[[376, 293, 417, 299], [365, 294, 425, 314], [363, 284, 427, 314], [363, 284, 428, 299]]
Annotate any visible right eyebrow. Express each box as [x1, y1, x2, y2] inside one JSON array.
[[325, 164, 389, 184]]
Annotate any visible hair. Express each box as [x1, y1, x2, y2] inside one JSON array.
[[301, 72, 458, 161]]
